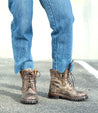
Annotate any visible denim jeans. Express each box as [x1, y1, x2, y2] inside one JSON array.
[[8, 0, 74, 74]]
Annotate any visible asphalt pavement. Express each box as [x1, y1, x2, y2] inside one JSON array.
[[0, 59, 98, 113]]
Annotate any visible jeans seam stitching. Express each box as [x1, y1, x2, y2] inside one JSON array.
[[46, 0, 58, 69]]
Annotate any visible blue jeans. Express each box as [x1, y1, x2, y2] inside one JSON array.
[[8, 0, 74, 74]]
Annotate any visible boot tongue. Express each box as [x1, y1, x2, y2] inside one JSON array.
[[63, 61, 73, 79], [68, 62, 72, 71], [62, 63, 75, 87], [63, 69, 69, 79]]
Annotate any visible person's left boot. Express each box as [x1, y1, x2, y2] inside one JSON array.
[[48, 63, 88, 101]]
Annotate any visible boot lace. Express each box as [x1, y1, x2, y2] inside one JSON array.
[[24, 70, 40, 89], [68, 61, 75, 87], [63, 61, 75, 87], [67, 70, 75, 87]]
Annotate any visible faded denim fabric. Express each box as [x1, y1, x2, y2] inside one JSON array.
[[8, 0, 74, 74]]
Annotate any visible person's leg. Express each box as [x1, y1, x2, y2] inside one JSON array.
[[8, 0, 34, 74], [39, 0, 88, 101], [39, 0, 74, 73], [8, 0, 38, 104]]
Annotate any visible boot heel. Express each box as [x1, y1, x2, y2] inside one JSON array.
[[48, 93, 59, 99]]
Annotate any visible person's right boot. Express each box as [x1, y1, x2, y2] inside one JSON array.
[[48, 63, 88, 101], [20, 69, 38, 104]]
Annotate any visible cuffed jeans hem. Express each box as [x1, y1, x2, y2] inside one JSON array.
[[52, 61, 73, 73], [14, 62, 34, 74]]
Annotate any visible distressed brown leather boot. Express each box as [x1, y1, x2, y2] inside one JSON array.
[[20, 69, 38, 104], [48, 63, 88, 101]]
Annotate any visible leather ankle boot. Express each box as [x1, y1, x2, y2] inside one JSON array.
[[20, 69, 38, 104], [48, 64, 88, 101]]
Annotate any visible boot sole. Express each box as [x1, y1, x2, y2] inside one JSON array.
[[48, 93, 88, 101], [21, 99, 38, 104]]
